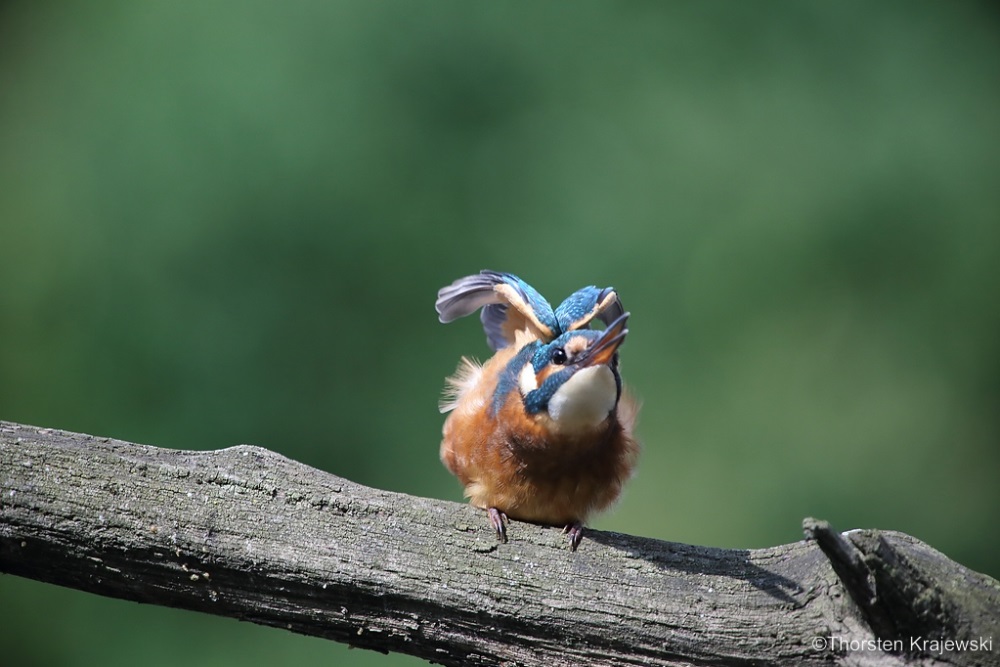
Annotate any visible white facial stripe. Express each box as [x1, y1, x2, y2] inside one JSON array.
[[518, 363, 538, 395]]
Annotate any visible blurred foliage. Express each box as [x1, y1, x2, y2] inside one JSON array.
[[1, 1, 998, 665]]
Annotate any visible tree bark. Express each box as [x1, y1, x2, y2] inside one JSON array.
[[1, 420, 997, 666]]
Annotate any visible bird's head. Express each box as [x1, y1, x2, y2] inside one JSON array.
[[516, 312, 629, 433]]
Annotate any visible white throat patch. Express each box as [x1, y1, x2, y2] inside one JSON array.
[[518, 363, 538, 395], [547, 365, 617, 433]]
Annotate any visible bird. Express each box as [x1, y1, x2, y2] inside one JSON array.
[[435, 270, 639, 550]]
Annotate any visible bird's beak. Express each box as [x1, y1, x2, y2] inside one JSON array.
[[576, 312, 629, 368]]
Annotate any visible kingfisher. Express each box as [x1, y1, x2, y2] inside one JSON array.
[[435, 270, 639, 550]]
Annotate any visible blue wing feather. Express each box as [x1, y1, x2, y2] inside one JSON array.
[[435, 272, 504, 323], [480, 303, 511, 351], [555, 286, 623, 331], [436, 271, 557, 350]]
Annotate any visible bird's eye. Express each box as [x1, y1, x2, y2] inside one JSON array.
[[551, 348, 567, 365]]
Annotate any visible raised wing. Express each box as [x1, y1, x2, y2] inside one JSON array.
[[436, 271, 557, 350], [554, 285, 624, 332]]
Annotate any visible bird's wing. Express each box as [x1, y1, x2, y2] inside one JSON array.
[[436, 271, 557, 350], [555, 286, 624, 332]]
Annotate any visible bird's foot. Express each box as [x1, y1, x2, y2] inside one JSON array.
[[488, 507, 508, 543], [563, 522, 585, 551]]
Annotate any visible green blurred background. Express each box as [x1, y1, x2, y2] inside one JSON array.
[[2, 2, 998, 665]]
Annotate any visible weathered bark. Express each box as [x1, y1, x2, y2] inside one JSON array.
[[1, 421, 997, 666]]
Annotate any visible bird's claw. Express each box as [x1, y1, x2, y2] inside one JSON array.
[[488, 507, 508, 543], [563, 522, 585, 551]]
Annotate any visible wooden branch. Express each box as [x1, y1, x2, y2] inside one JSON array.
[[1, 421, 997, 666]]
